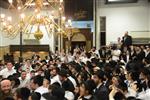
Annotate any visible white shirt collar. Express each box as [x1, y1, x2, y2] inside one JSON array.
[[84, 95, 92, 99], [97, 83, 103, 89]]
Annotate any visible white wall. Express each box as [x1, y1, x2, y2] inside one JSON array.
[[0, 8, 20, 46], [97, 0, 150, 45], [148, 3, 150, 31]]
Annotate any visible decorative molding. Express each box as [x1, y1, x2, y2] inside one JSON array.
[[72, 33, 86, 41]]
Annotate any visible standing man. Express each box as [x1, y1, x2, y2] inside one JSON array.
[[122, 31, 132, 51]]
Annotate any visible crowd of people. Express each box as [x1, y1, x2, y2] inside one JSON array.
[[0, 32, 150, 100]]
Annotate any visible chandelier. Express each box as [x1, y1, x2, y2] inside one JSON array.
[[0, 0, 79, 40]]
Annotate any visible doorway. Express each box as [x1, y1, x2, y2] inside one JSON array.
[[71, 41, 86, 52], [71, 33, 86, 52], [100, 16, 106, 46]]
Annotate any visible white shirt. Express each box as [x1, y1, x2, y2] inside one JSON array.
[[112, 49, 121, 61], [84, 95, 92, 99], [137, 91, 146, 100], [67, 55, 74, 62], [81, 57, 91, 64], [126, 55, 130, 63], [19, 77, 30, 88], [126, 89, 136, 97], [145, 89, 150, 100], [50, 74, 61, 85], [92, 50, 99, 56], [0, 68, 16, 78], [65, 91, 74, 100], [68, 76, 77, 88], [144, 50, 150, 57], [35, 86, 49, 95], [137, 89, 150, 100]]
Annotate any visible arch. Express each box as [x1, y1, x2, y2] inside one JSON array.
[[71, 33, 86, 41]]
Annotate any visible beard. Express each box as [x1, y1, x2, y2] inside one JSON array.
[[3, 89, 11, 94]]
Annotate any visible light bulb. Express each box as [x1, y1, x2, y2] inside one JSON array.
[[17, 6, 21, 10], [8, 0, 13, 4], [2, 22, 7, 26], [62, 16, 66, 21], [36, 14, 41, 19], [8, 25, 12, 29], [20, 13, 25, 19], [0, 14, 5, 18], [60, 0, 63, 3], [58, 28, 61, 32], [7, 16, 12, 21], [59, 7, 62, 11], [68, 19, 72, 24], [65, 24, 68, 28], [35, 9, 38, 13]]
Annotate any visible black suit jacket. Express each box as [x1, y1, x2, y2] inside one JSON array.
[[122, 35, 132, 46], [81, 96, 98, 100], [146, 52, 150, 60], [62, 78, 75, 92], [136, 51, 145, 61], [99, 49, 107, 59], [93, 84, 109, 100]]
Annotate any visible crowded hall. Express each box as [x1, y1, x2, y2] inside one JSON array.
[[0, 0, 150, 100]]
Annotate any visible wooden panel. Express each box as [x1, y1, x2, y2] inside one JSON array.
[[86, 41, 91, 51], [0, 46, 10, 60], [13, 51, 49, 61], [64, 0, 93, 21], [10, 45, 50, 52], [132, 38, 150, 45], [130, 31, 150, 38]]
